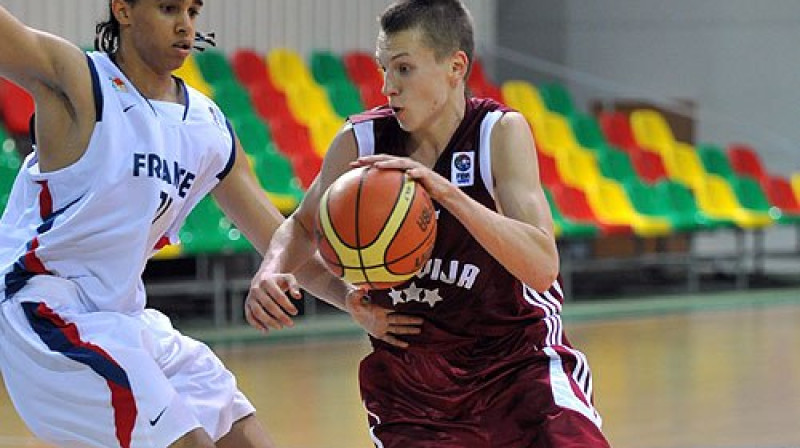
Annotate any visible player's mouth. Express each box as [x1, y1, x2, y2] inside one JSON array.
[[172, 41, 193, 56]]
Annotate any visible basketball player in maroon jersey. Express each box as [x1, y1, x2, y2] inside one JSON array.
[[246, 0, 611, 446]]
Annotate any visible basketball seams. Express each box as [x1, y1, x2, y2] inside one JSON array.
[[315, 166, 437, 289]]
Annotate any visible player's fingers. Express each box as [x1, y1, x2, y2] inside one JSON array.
[[388, 325, 421, 335], [283, 275, 303, 300], [247, 291, 290, 330], [380, 334, 410, 349], [388, 314, 424, 326], [244, 300, 270, 334], [258, 279, 299, 318]]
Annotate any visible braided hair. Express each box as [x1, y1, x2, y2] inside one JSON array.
[[94, 1, 136, 54]]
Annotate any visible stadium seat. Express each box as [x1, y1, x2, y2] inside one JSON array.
[[323, 80, 364, 118], [211, 79, 255, 120], [584, 178, 672, 237], [654, 180, 734, 230], [659, 144, 707, 190], [629, 148, 669, 184], [548, 182, 633, 236], [598, 111, 639, 153], [536, 151, 563, 189], [624, 178, 700, 233], [252, 145, 304, 214], [554, 146, 603, 189], [180, 196, 252, 255], [543, 186, 598, 239], [230, 114, 272, 155], [194, 48, 236, 85], [538, 82, 577, 117], [597, 147, 639, 184], [342, 50, 384, 109], [760, 176, 800, 224], [727, 143, 769, 183], [792, 173, 800, 203], [696, 143, 736, 179], [310, 49, 350, 86], [250, 83, 293, 125], [231, 48, 272, 91], [500, 80, 548, 126], [267, 47, 317, 92], [629, 109, 693, 158], [0, 78, 34, 135], [570, 113, 612, 154], [693, 175, 773, 229]]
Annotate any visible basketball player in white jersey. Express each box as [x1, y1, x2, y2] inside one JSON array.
[[0, 1, 393, 447], [247, 1, 610, 446]]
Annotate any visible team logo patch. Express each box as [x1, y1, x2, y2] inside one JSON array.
[[110, 77, 127, 92], [451, 151, 475, 187]]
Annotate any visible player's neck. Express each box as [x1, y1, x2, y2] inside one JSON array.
[[409, 96, 466, 166], [111, 50, 180, 103]]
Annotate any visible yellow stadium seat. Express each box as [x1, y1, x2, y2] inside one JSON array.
[[792, 173, 800, 202], [308, 114, 345, 157], [629, 109, 690, 157], [554, 146, 602, 189], [174, 55, 213, 97], [693, 175, 773, 229], [660, 144, 707, 190], [500, 80, 548, 125], [531, 113, 581, 157], [584, 179, 672, 237], [266, 47, 316, 92], [284, 82, 339, 126]]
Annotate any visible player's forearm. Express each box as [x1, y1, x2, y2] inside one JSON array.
[[294, 256, 352, 311], [261, 215, 352, 311], [439, 186, 559, 291]]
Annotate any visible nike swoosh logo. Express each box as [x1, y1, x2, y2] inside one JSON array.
[[149, 407, 167, 426], [123, 104, 136, 113]]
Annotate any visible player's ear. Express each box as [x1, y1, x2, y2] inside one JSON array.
[[112, 0, 132, 26], [450, 50, 469, 86]]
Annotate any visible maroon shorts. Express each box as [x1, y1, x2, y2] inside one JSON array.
[[359, 338, 610, 448]]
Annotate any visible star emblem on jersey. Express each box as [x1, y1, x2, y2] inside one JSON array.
[[389, 282, 443, 308]]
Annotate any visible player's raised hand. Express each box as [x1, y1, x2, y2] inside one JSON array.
[[245, 272, 303, 333], [345, 288, 423, 348]]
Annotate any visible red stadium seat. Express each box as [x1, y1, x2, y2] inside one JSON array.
[[761, 176, 800, 223], [548, 182, 633, 235], [231, 48, 272, 91], [727, 143, 769, 183], [0, 78, 34, 135], [343, 51, 384, 109]]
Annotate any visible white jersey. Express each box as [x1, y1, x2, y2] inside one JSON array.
[[0, 51, 234, 313]]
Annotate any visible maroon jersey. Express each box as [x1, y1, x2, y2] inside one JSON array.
[[349, 98, 565, 352], [350, 98, 608, 447]]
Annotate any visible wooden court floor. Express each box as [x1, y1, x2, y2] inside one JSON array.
[[1, 289, 799, 448]]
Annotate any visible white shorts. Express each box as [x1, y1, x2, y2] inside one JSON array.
[[0, 277, 255, 448]]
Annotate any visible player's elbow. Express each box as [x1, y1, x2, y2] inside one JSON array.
[[525, 254, 560, 292]]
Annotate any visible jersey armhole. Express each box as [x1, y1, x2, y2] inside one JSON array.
[[352, 121, 375, 157], [478, 110, 504, 198], [86, 54, 104, 123], [216, 119, 236, 180]]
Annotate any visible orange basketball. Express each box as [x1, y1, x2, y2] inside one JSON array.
[[315, 166, 437, 290]]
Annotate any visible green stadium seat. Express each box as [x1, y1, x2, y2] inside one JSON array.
[[696, 143, 736, 179], [230, 114, 272, 155], [654, 180, 733, 230], [597, 148, 639, 184], [538, 82, 577, 117], [324, 80, 364, 118], [211, 80, 255, 120], [194, 48, 236, 85], [310, 50, 349, 85]]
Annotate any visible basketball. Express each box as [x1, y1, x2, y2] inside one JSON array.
[[315, 166, 437, 290]]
